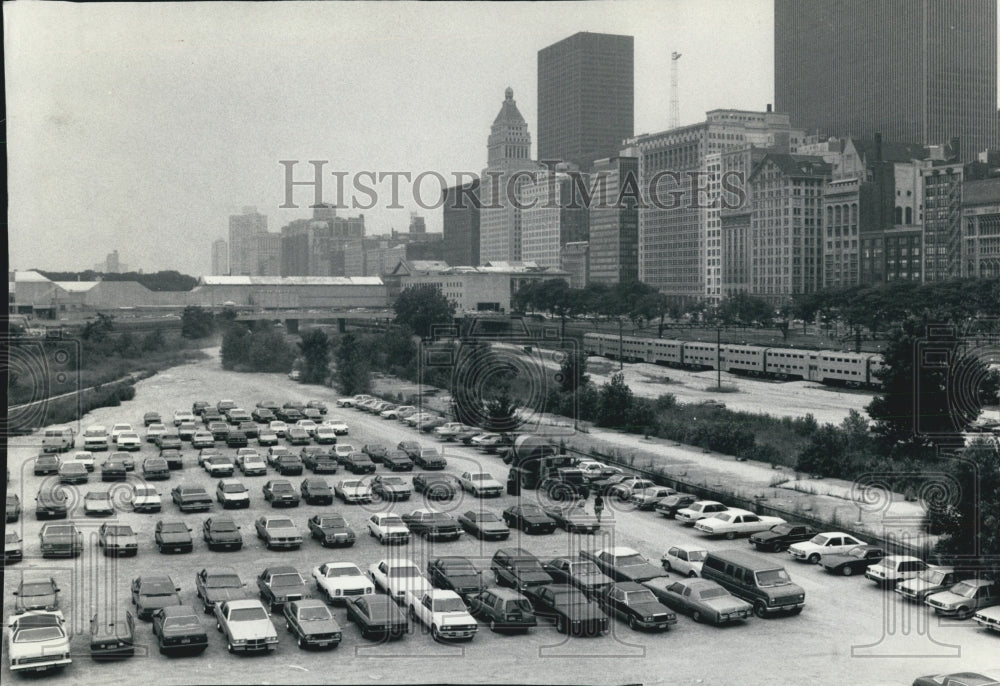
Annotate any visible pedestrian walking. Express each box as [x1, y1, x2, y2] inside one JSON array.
[[594, 494, 604, 523]]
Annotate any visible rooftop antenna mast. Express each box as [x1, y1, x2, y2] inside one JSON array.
[[670, 52, 682, 129]]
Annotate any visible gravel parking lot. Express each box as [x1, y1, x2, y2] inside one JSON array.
[[4, 351, 998, 686]]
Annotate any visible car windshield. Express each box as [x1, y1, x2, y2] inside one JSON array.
[[85, 493, 109, 501], [755, 569, 791, 587], [435, 598, 467, 612], [553, 590, 589, 606], [920, 570, 948, 584], [388, 567, 420, 578], [382, 478, 404, 486], [14, 627, 64, 643], [424, 514, 451, 523], [143, 581, 176, 596], [324, 566, 360, 577], [199, 575, 240, 592], [470, 474, 491, 481], [164, 615, 200, 629], [697, 587, 729, 600], [477, 513, 500, 522], [266, 519, 294, 528], [809, 534, 830, 546], [381, 517, 404, 527], [342, 481, 362, 489], [105, 526, 133, 535], [569, 562, 601, 575], [160, 523, 186, 533], [272, 484, 294, 493], [230, 608, 268, 622], [625, 590, 658, 604], [222, 484, 245, 493], [299, 607, 331, 621], [319, 517, 347, 527], [520, 506, 544, 516], [271, 573, 303, 587], [85, 429, 105, 437], [951, 582, 978, 598], [512, 558, 544, 571], [21, 582, 54, 595], [616, 554, 647, 567], [212, 521, 238, 532]]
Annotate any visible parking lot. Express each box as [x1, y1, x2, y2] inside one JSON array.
[[4, 352, 999, 686]]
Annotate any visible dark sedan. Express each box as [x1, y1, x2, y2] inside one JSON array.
[[344, 453, 376, 474], [749, 523, 820, 553], [413, 473, 458, 501], [643, 577, 752, 625], [202, 517, 243, 551], [595, 582, 677, 631], [371, 475, 412, 501], [286, 427, 311, 445], [503, 504, 557, 534], [345, 595, 408, 641], [171, 486, 212, 513], [428, 557, 486, 597], [131, 575, 182, 621], [458, 510, 511, 540], [101, 457, 129, 482], [301, 478, 334, 505], [654, 493, 698, 518], [155, 520, 193, 554], [467, 587, 537, 633], [526, 585, 609, 636], [283, 599, 342, 650], [275, 454, 304, 476], [90, 611, 135, 661], [151, 606, 208, 655], [382, 451, 414, 471], [820, 545, 886, 576], [362, 443, 388, 463], [307, 514, 356, 547], [544, 505, 601, 534], [263, 479, 300, 507], [543, 557, 614, 599]]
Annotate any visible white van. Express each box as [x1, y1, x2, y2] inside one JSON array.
[[42, 427, 76, 453]]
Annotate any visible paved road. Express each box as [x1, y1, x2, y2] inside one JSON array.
[[4, 353, 997, 686]]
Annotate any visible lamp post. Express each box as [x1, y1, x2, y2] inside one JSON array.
[[716, 326, 722, 390], [618, 317, 624, 371]]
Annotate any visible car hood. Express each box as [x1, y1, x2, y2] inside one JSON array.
[[319, 526, 353, 537], [265, 525, 299, 536], [204, 587, 247, 603], [447, 574, 483, 590], [575, 572, 614, 587], [750, 530, 782, 541], [135, 493, 161, 502], [158, 531, 191, 543], [270, 583, 309, 599], [620, 563, 669, 581], [514, 570, 553, 585], [17, 592, 58, 610], [179, 492, 212, 502], [139, 595, 179, 611], [342, 485, 370, 495], [297, 618, 340, 634], [927, 591, 967, 607], [898, 579, 938, 593], [380, 524, 410, 534], [210, 530, 243, 541], [630, 600, 672, 616], [438, 611, 476, 625], [701, 596, 752, 614], [7, 634, 69, 659], [227, 618, 278, 640]]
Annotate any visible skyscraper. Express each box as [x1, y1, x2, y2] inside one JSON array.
[[211, 238, 228, 275], [480, 87, 539, 263], [588, 156, 639, 284], [775, 0, 998, 160], [442, 180, 480, 267], [538, 32, 634, 172], [228, 206, 268, 276]]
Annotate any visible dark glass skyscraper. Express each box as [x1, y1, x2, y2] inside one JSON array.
[[775, 0, 997, 160], [537, 32, 634, 172]]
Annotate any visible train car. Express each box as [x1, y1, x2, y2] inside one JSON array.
[[764, 349, 816, 380], [815, 351, 871, 386], [722, 345, 766, 376], [647, 338, 684, 366], [866, 355, 887, 388], [621, 335, 650, 362], [681, 341, 720, 370]]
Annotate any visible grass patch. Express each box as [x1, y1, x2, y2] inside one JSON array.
[[704, 384, 739, 393]]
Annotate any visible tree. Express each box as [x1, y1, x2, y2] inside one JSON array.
[[298, 329, 331, 384], [181, 306, 215, 339], [82, 313, 114, 342], [246, 328, 296, 373], [393, 285, 456, 339], [926, 438, 1000, 560], [557, 349, 589, 394], [220, 324, 251, 370], [596, 372, 633, 428], [141, 328, 166, 352], [481, 389, 520, 433], [796, 424, 848, 477], [334, 333, 371, 395]]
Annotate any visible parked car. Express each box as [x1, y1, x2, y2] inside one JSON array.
[[542, 557, 614, 598], [83, 490, 115, 517], [676, 500, 729, 526], [645, 577, 752, 625], [427, 557, 485, 597], [367, 513, 411, 545], [176, 422, 198, 442], [694, 509, 786, 540], [72, 450, 96, 471], [311, 562, 374, 603], [414, 473, 459, 501], [89, 610, 135, 661], [6, 493, 22, 522], [458, 471, 504, 497], [257, 428, 279, 446], [255, 515, 303, 550], [203, 517, 244, 551], [402, 509, 463, 541], [83, 425, 110, 451], [154, 519, 193, 554], [749, 523, 820, 552], [503, 504, 557, 534], [700, 549, 806, 618], [335, 478, 373, 504], [57, 461, 88, 484], [145, 424, 168, 444], [595, 581, 676, 631], [302, 447, 338, 473], [371, 475, 412, 501], [345, 595, 408, 641], [325, 420, 349, 436], [413, 448, 447, 470], [160, 449, 184, 470], [607, 477, 656, 501], [225, 430, 248, 448], [629, 486, 677, 510], [490, 548, 553, 592], [974, 606, 1000, 633], [581, 547, 669, 583], [39, 522, 83, 558], [362, 443, 388, 462], [194, 567, 248, 613], [5, 531, 23, 564], [110, 423, 134, 442], [156, 433, 183, 451], [544, 505, 602, 534], [661, 544, 708, 577], [368, 558, 431, 602], [263, 479, 300, 507], [97, 523, 138, 557], [286, 427, 311, 446], [865, 555, 929, 587], [654, 493, 698, 518], [382, 450, 415, 471], [457, 509, 510, 540], [789, 532, 868, 564], [34, 453, 61, 476], [397, 441, 421, 460], [526, 584, 609, 636], [896, 566, 963, 602], [213, 599, 279, 653], [151, 606, 208, 655], [467, 587, 537, 633], [5, 611, 72, 673], [131, 575, 182, 620], [299, 478, 333, 505], [237, 452, 268, 477], [283, 599, 342, 650], [252, 408, 275, 423], [307, 514, 356, 547], [257, 566, 310, 611], [274, 454, 304, 476], [306, 400, 328, 415], [926, 579, 999, 620], [191, 401, 210, 416], [171, 486, 212, 512], [191, 431, 215, 449], [141, 456, 170, 481], [13, 577, 61, 613]]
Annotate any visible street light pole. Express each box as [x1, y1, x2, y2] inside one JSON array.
[[618, 317, 624, 371], [717, 326, 721, 390]]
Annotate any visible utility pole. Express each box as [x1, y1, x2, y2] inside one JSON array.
[[618, 317, 624, 371], [716, 326, 722, 390], [670, 52, 682, 129]]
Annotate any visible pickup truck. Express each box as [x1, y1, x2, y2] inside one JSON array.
[[581, 547, 669, 583], [213, 599, 278, 653], [405, 589, 478, 642]]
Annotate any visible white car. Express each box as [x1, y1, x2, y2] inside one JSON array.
[[434, 423, 467, 440], [83, 425, 110, 451], [314, 426, 337, 444], [457, 471, 504, 497], [404, 412, 432, 428], [325, 420, 349, 436], [269, 421, 288, 437], [145, 423, 167, 443], [109, 423, 134, 442], [296, 420, 318, 436], [406, 588, 478, 641], [576, 460, 609, 480], [974, 605, 1000, 632], [368, 559, 431, 602], [865, 556, 929, 587], [693, 509, 786, 539], [335, 479, 372, 504], [789, 532, 867, 564], [115, 432, 142, 451], [661, 544, 708, 577], [381, 405, 412, 419], [214, 599, 278, 653], [6, 610, 72, 673], [366, 513, 411, 545], [132, 484, 162, 513], [311, 562, 375, 603], [72, 451, 95, 472], [607, 477, 656, 500], [675, 501, 728, 526], [335, 398, 355, 408], [83, 491, 115, 516], [172, 410, 196, 426], [216, 479, 250, 508], [334, 444, 355, 459]]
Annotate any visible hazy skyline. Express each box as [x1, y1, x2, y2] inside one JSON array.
[[6, 1, 998, 275]]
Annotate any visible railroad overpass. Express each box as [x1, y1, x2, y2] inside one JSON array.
[[234, 308, 395, 332]]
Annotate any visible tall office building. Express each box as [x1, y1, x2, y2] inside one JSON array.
[[520, 166, 589, 268], [588, 156, 639, 283], [480, 87, 540, 263], [228, 207, 268, 276], [538, 32, 634, 172], [442, 180, 481, 267], [775, 0, 998, 160], [280, 206, 366, 277], [211, 239, 229, 275]]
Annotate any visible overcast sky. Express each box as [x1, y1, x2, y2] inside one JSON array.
[[5, 1, 997, 276]]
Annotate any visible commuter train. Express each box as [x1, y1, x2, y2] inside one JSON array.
[[582, 333, 886, 388]]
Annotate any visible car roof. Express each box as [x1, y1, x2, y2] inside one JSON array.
[[598, 546, 640, 556], [159, 605, 198, 618], [672, 543, 708, 552], [262, 565, 299, 575], [482, 586, 528, 600], [223, 599, 265, 610], [614, 582, 648, 593]]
